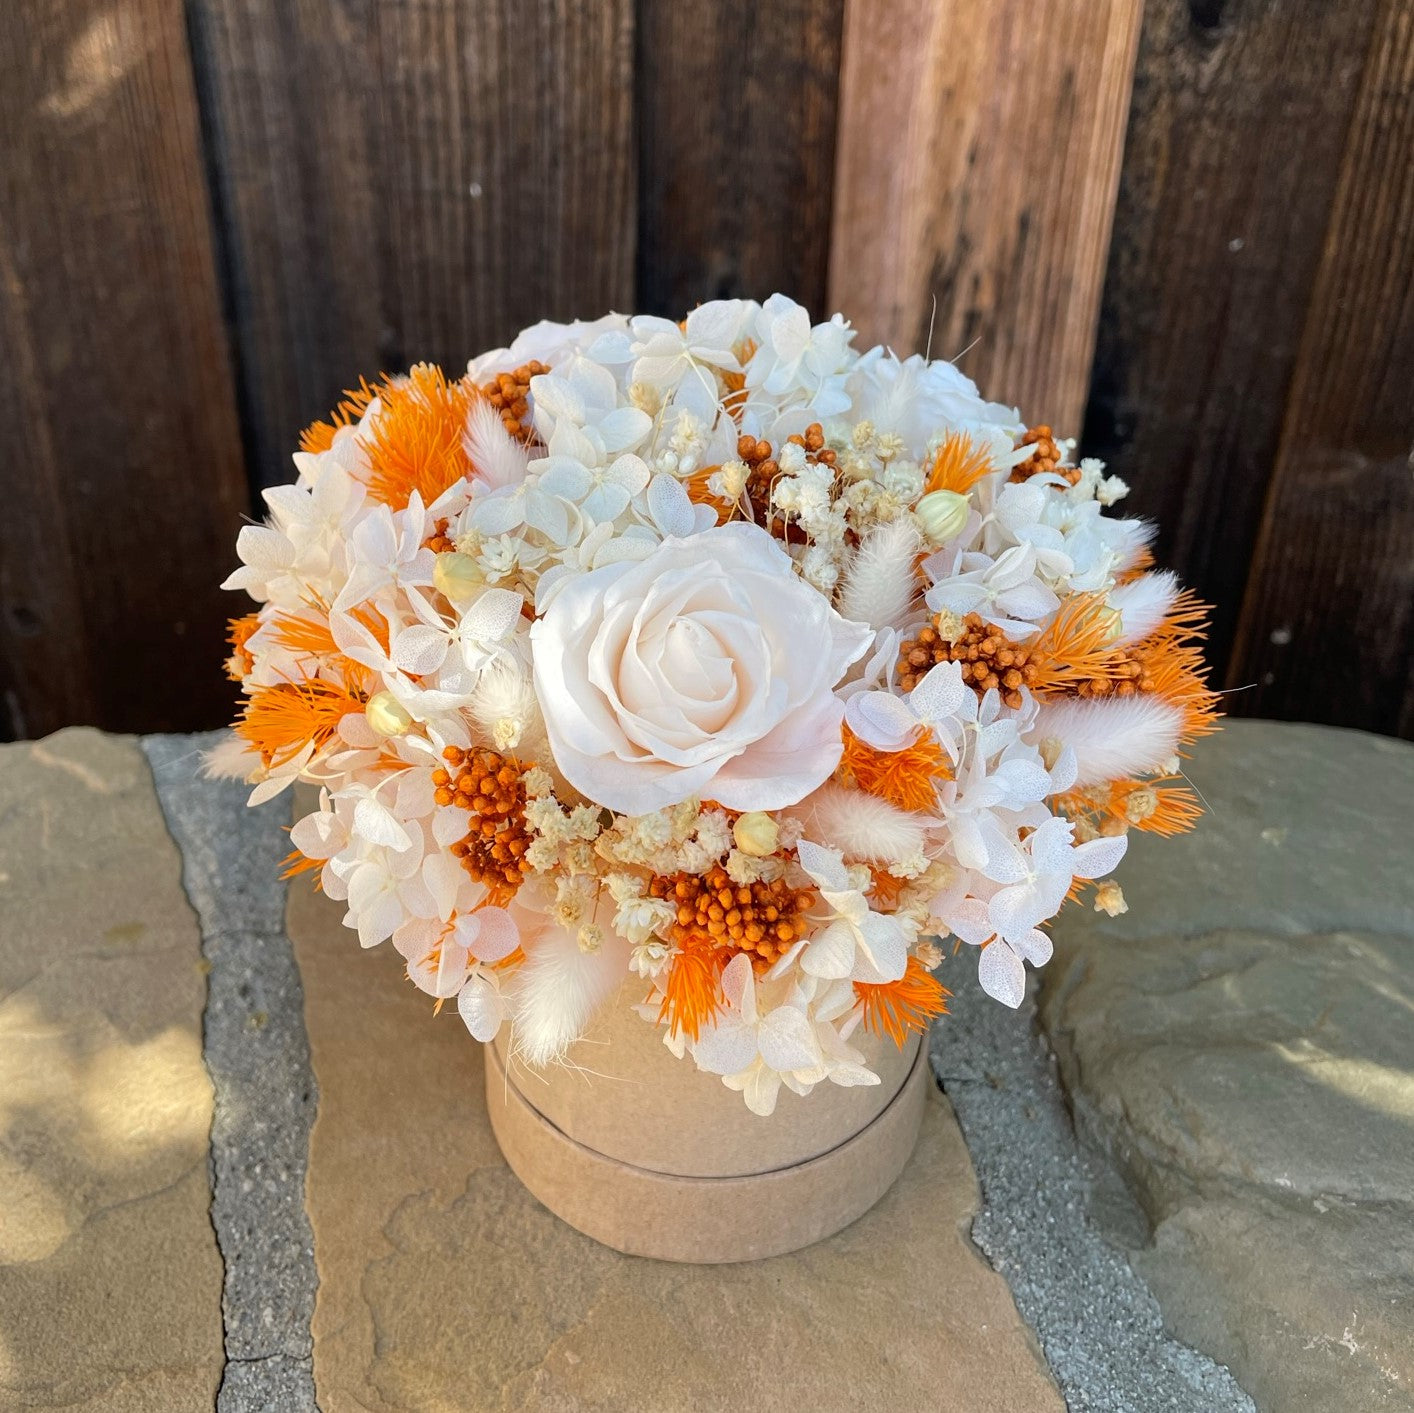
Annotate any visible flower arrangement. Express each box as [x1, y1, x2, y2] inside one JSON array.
[[220, 295, 1217, 1116]]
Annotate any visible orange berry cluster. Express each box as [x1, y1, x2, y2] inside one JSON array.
[[738, 423, 838, 544], [425, 516, 456, 553], [898, 613, 1041, 708], [1009, 424, 1080, 486], [480, 360, 549, 440], [433, 746, 533, 903], [648, 864, 817, 968], [1070, 647, 1155, 700]]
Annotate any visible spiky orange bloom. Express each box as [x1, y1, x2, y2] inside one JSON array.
[[1139, 631, 1221, 744], [234, 678, 366, 767], [299, 379, 378, 454], [1054, 775, 1204, 839], [855, 956, 951, 1047], [682, 465, 735, 523], [839, 723, 950, 813], [271, 611, 340, 658], [280, 847, 324, 883], [1029, 594, 1127, 695], [721, 341, 756, 423], [269, 610, 373, 692], [924, 432, 993, 497], [657, 930, 730, 1042], [363, 364, 476, 510], [226, 613, 261, 681]]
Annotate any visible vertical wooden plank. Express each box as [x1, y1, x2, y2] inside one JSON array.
[[828, 0, 1141, 430], [188, 0, 637, 492], [1229, 0, 1414, 735], [635, 0, 846, 318], [0, 0, 248, 738], [1082, 0, 1381, 676]]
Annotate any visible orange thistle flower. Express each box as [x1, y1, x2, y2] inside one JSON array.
[[924, 432, 993, 497], [854, 955, 951, 1048], [363, 363, 477, 510], [839, 723, 950, 813], [234, 678, 366, 767], [299, 379, 378, 454], [657, 930, 730, 1042]]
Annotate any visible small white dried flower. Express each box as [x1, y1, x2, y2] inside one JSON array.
[[915, 938, 945, 970], [1093, 881, 1128, 917]]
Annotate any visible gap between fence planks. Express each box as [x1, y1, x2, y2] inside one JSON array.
[[828, 0, 1141, 435]]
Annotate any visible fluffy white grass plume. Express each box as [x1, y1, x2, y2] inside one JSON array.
[[202, 732, 258, 781], [464, 397, 529, 493], [1034, 696, 1184, 788], [1110, 518, 1157, 575], [837, 521, 923, 631], [507, 906, 630, 1068], [788, 782, 928, 865], [467, 659, 548, 757], [1108, 571, 1178, 646]]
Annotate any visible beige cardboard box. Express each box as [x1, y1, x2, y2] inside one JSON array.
[[487, 978, 926, 1262]]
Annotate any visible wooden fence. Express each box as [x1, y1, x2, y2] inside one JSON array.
[[2, 0, 1411, 741]]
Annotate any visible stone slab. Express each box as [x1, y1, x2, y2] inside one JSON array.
[[0, 729, 223, 1410], [1042, 721, 1414, 1412], [288, 880, 1063, 1413]]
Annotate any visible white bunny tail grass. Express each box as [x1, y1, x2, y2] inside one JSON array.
[[1108, 571, 1179, 646], [201, 731, 258, 781], [788, 782, 928, 866], [467, 659, 548, 757], [464, 396, 530, 492], [508, 914, 630, 1069], [1034, 695, 1184, 788], [1110, 517, 1158, 575], [838, 520, 923, 631]]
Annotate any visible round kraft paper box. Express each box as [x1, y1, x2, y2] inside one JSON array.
[[485, 977, 928, 1263]]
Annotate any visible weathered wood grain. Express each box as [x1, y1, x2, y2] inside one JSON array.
[[0, 0, 248, 738], [635, 0, 846, 318], [1082, 0, 1382, 679], [1229, 0, 1414, 734], [828, 0, 1141, 430], [188, 0, 636, 491]]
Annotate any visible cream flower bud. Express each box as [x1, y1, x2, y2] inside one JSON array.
[[365, 691, 412, 737], [732, 811, 779, 857], [434, 551, 483, 603], [1093, 603, 1124, 645], [914, 489, 970, 545]]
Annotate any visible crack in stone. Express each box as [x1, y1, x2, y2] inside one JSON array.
[[141, 734, 321, 1413]]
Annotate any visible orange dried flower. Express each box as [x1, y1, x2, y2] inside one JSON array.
[[235, 678, 366, 767], [855, 956, 951, 1048], [839, 723, 950, 813]]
